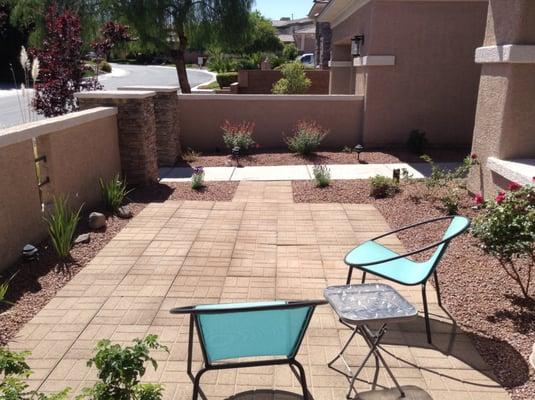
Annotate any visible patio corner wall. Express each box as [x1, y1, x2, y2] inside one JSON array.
[[0, 107, 121, 272], [177, 94, 364, 152], [467, 0, 535, 197], [76, 91, 159, 184]]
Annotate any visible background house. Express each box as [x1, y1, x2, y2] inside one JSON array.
[[272, 17, 316, 54]]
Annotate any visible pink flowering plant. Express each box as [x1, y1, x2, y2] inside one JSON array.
[[221, 120, 256, 152], [472, 183, 535, 300]]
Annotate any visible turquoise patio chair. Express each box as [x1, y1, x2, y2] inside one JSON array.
[[170, 300, 327, 400], [344, 216, 470, 343]]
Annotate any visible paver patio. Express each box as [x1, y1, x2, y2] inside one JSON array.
[[8, 181, 509, 400]]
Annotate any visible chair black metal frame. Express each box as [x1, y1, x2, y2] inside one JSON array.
[[170, 300, 327, 400], [344, 216, 471, 343]]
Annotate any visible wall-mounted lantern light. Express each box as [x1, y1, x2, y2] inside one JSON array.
[[351, 35, 365, 57]]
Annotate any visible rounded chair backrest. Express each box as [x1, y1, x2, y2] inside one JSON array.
[[427, 215, 471, 268]]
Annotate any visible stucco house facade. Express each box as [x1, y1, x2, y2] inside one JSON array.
[[316, 0, 488, 147]]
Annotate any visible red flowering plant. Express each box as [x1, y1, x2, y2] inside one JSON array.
[[472, 183, 535, 300], [221, 120, 256, 152], [284, 120, 329, 155], [31, 5, 97, 117]]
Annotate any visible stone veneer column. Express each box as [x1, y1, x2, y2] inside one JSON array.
[[118, 86, 181, 166], [468, 0, 535, 197], [75, 91, 158, 185], [316, 22, 332, 69]]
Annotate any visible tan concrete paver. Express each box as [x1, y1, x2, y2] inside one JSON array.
[[8, 181, 509, 399]]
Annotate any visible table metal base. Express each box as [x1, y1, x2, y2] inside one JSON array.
[[328, 322, 405, 399]]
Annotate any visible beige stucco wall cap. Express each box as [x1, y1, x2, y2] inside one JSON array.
[[329, 61, 353, 68], [177, 94, 364, 101], [487, 157, 535, 186], [475, 45, 535, 64], [75, 90, 156, 99], [117, 86, 179, 93], [354, 55, 395, 67], [0, 107, 117, 149]]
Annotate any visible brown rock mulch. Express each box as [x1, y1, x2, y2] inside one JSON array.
[[0, 181, 238, 346], [293, 180, 535, 400], [179, 148, 468, 168]]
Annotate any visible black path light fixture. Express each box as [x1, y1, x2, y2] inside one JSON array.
[[354, 144, 364, 163], [232, 146, 241, 167], [351, 35, 365, 57]]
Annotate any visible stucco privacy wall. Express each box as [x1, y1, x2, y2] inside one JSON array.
[[235, 70, 330, 94], [0, 107, 120, 272], [178, 94, 363, 152]]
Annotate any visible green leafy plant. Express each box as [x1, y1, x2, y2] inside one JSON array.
[[99, 60, 112, 73], [44, 197, 82, 259], [312, 165, 331, 188], [271, 62, 311, 94], [0, 273, 17, 306], [370, 175, 400, 199], [421, 154, 475, 189], [472, 183, 535, 300], [0, 347, 69, 400], [182, 148, 201, 163], [282, 43, 298, 61], [206, 48, 238, 73], [216, 72, 238, 88], [406, 129, 427, 155], [191, 167, 205, 190], [99, 175, 132, 213], [440, 188, 460, 215], [77, 335, 168, 400], [285, 120, 328, 155], [221, 120, 255, 152]]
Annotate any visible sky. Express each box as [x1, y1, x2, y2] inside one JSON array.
[[254, 0, 312, 20]]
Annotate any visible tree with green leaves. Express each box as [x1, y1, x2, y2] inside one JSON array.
[[106, 0, 253, 93], [240, 11, 282, 55]]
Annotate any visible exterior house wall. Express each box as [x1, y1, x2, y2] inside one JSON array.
[[178, 94, 364, 152], [0, 108, 121, 272], [328, 0, 487, 146]]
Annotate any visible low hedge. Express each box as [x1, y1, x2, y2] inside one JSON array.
[[216, 72, 238, 88]]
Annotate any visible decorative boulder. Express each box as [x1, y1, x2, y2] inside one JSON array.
[[74, 233, 91, 244], [88, 212, 106, 230], [117, 206, 133, 219]]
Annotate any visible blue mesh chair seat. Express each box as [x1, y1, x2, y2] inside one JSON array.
[[171, 300, 326, 400], [344, 216, 471, 343]]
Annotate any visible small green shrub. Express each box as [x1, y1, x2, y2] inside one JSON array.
[[406, 129, 427, 155], [99, 60, 112, 73], [472, 184, 535, 300], [0, 347, 69, 399], [191, 167, 205, 190], [221, 120, 255, 151], [440, 188, 460, 215], [282, 43, 298, 61], [285, 120, 328, 155], [370, 175, 400, 198], [421, 154, 475, 189], [45, 197, 81, 259], [207, 49, 238, 73], [182, 148, 201, 163], [77, 335, 168, 400], [216, 72, 238, 88], [312, 165, 331, 188], [271, 62, 311, 94], [99, 175, 132, 213]]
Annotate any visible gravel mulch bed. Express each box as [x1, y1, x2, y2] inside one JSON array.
[[293, 180, 534, 400], [179, 148, 468, 168], [0, 182, 238, 346]]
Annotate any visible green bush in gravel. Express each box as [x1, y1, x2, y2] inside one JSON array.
[[369, 175, 400, 198], [285, 120, 328, 155]]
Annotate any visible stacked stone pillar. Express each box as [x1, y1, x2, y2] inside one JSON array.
[[75, 91, 159, 185], [118, 86, 181, 166], [468, 0, 535, 196]]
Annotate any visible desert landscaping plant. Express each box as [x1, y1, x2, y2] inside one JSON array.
[[77, 335, 167, 400], [221, 120, 255, 152], [216, 72, 238, 88], [421, 154, 475, 189], [272, 62, 311, 94], [45, 197, 81, 259], [99, 175, 132, 213], [406, 129, 427, 155], [285, 120, 328, 155], [370, 175, 400, 198], [472, 183, 535, 300], [440, 188, 460, 215], [312, 165, 331, 188], [191, 167, 205, 190], [0, 347, 69, 399]]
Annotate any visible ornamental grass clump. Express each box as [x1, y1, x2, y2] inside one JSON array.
[[221, 120, 255, 152], [191, 167, 205, 190], [472, 183, 535, 300], [285, 120, 328, 155], [370, 175, 400, 199], [99, 175, 132, 213], [45, 196, 81, 259], [77, 335, 168, 400], [312, 165, 331, 188]]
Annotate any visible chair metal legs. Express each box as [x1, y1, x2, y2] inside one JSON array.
[[361, 271, 367, 284], [290, 359, 309, 400], [421, 284, 432, 344], [346, 267, 366, 285], [433, 270, 442, 307]]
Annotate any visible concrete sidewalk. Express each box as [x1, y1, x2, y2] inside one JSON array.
[[160, 162, 460, 182]]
